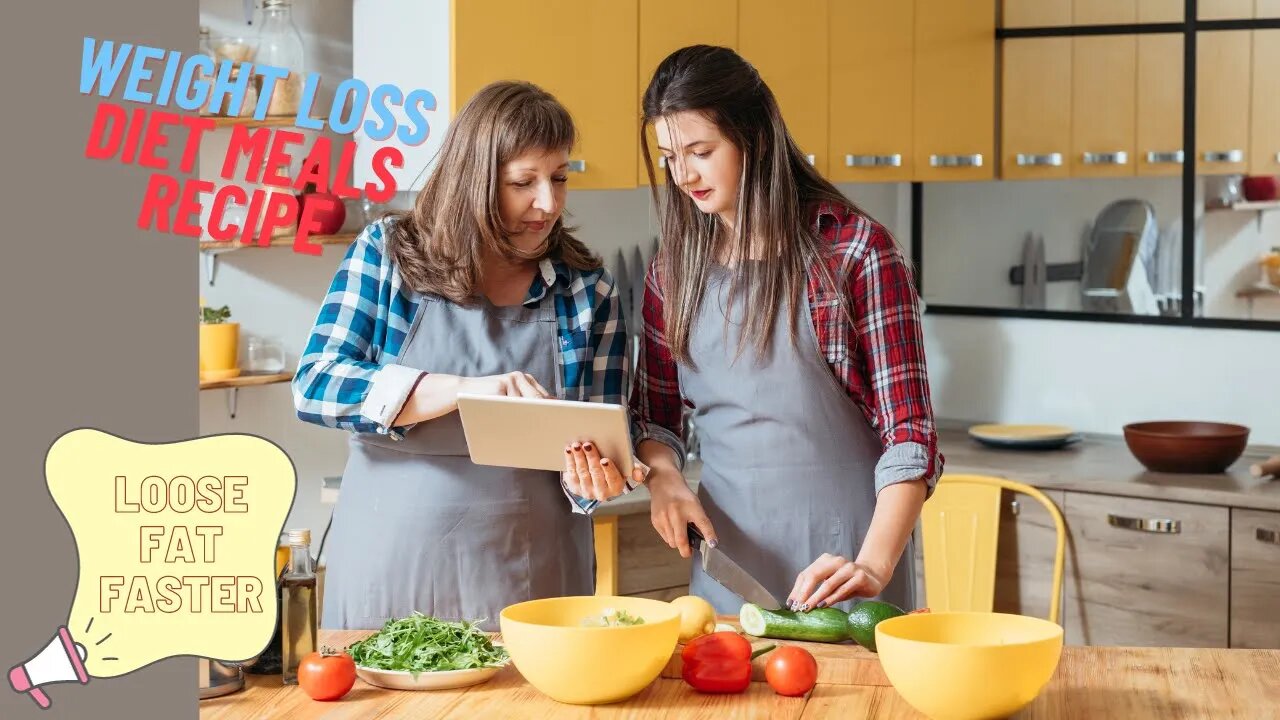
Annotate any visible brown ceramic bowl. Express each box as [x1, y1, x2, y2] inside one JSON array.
[[1123, 421, 1250, 474]]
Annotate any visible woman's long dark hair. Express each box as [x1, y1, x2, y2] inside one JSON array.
[[641, 45, 859, 365]]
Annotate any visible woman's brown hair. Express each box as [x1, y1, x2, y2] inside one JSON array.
[[387, 80, 601, 301], [641, 45, 863, 365]]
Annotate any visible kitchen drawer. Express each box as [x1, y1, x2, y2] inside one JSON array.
[[1230, 508, 1280, 649], [1063, 492, 1229, 647], [616, 513, 691, 596]]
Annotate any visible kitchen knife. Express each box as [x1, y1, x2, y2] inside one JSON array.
[[687, 524, 782, 610]]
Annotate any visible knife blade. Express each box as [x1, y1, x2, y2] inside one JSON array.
[[687, 524, 781, 610]]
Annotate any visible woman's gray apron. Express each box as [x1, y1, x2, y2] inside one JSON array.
[[682, 265, 915, 614], [322, 293, 595, 630]]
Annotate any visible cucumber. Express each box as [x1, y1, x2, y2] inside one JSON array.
[[739, 603, 850, 642]]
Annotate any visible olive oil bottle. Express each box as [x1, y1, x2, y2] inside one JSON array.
[[280, 528, 317, 685]]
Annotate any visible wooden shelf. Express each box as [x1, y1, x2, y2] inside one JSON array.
[[1208, 200, 1280, 213], [198, 232, 357, 252], [1236, 283, 1280, 299], [199, 371, 292, 391], [202, 115, 325, 130]]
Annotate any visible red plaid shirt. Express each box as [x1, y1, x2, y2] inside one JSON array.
[[629, 202, 943, 491]]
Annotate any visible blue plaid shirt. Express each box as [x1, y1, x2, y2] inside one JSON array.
[[292, 219, 634, 513]]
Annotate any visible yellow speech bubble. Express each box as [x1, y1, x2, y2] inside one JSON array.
[[44, 429, 295, 679]]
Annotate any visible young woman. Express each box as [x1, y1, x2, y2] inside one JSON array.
[[630, 46, 944, 615], [293, 81, 644, 630]]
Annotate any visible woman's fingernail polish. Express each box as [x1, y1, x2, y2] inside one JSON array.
[[800, 604, 809, 612], [708, 539, 718, 549], [572, 443, 581, 450], [601, 458, 610, 466], [584, 442, 594, 451], [816, 601, 827, 609], [565, 447, 572, 454]]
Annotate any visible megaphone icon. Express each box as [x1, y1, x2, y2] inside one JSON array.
[[8, 626, 89, 709]]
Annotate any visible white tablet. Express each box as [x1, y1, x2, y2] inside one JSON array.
[[455, 394, 635, 477]]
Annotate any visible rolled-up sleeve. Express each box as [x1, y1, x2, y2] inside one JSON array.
[[292, 222, 420, 437], [628, 259, 687, 470], [851, 225, 944, 497]]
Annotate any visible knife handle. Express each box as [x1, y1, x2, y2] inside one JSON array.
[[686, 522, 704, 549]]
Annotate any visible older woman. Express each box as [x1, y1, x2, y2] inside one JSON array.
[[294, 81, 643, 630]]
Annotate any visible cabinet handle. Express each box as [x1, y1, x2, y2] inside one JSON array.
[[846, 154, 903, 168], [1108, 514, 1180, 534], [1258, 528, 1280, 545], [930, 154, 983, 168], [1082, 151, 1129, 165], [1011, 499, 1021, 516], [657, 156, 667, 169], [1274, 151, 1279, 164], [1015, 153, 1063, 167], [806, 154, 816, 166], [568, 160, 587, 173], [1145, 151, 1184, 164], [1202, 149, 1243, 163]]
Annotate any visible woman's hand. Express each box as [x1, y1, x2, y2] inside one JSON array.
[[648, 468, 717, 559], [459, 371, 550, 399], [562, 443, 648, 502], [788, 555, 888, 611]]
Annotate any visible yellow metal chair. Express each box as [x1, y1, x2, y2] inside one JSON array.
[[919, 474, 1066, 624]]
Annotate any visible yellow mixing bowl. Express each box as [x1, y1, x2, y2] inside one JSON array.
[[875, 612, 1063, 720], [499, 596, 680, 705]]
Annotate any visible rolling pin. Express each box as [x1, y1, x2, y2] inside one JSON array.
[[1250, 454, 1280, 479]]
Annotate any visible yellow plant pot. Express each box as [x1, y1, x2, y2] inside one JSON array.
[[199, 323, 240, 381]]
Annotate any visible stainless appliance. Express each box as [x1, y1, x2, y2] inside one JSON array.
[[1080, 199, 1161, 315], [198, 657, 246, 699]]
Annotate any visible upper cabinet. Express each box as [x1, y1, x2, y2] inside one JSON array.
[[636, 0, 736, 185], [828, 0, 915, 183], [1196, 31, 1252, 175], [1200, 0, 1256, 19], [1139, 0, 1184, 21], [1075, 0, 1137, 24], [1003, 0, 1072, 27], [739, 0, 829, 175], [1001, 38, 1072, 179], [453, 0, 639, 190], [914, 0, 996, 181], [1136, 34, 1185, 176], [1071, 36, 1138, 177], [1250, 30, 1280, 175]]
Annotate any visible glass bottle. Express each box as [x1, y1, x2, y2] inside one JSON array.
[[255, 0, 306, 117], [245, 533, 289, 676], [280, 528, 318, 685]]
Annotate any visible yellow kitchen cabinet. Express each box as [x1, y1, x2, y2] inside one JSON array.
[[1139, 0, 1185, 21], [1001, 38, 1072, 180], [453, 0, 639, 190], [1136, 34, 1186, 176], [1200, 0, 1255, 18], [1251, 30, 1280, 175], [828, 0, 915, 183], [1072, 36, 1137, 177], [1259, 1, 1280, 18], [914, 0, 996, 181], [740, 0, 829, 174], [1002, 0, 1071, 27], [637, 0, 737, 185], [1196, 31, 1252, 175], [1075, 0, 1137, 24]]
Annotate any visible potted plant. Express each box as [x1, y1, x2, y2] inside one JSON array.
[[199, 301, 241, 381]]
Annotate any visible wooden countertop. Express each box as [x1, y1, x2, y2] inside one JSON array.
[[595, 427, 1280, 516], [200, 624, 1280, 719]]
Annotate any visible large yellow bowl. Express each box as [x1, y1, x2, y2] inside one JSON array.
[[499, 596, 680, 705], [875, 612, 1064, 720]]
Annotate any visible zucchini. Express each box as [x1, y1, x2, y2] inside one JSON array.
[[739, 603, 850, 642]]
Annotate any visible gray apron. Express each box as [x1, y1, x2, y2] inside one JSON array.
[[322, 293, 595, 631], [683, 264, 915, 615]]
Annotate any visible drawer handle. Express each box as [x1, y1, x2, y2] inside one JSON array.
[[846, 153, 903, 168], [1202, 149, 1243, 163], [1082, 151, 1129, 165], [1108, 514, 1181, 534], [1011, 499, 1021, 516], [1258, 528, 1280, 545], [930, 154, 983, 168], [1146, 150, 1184, 164], [806, 154, 816, 166], [657, 156, 667, 169], [568, 159, 587, 173], [1016, 153, 1063, 167]]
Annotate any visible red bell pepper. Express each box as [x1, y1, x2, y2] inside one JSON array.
[[680, 632, 774, 694]]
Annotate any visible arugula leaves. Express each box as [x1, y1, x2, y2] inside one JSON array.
[[347, 612, 509, 674]]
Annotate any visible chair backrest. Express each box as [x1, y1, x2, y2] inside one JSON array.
[[919, 473, 1065, 624]]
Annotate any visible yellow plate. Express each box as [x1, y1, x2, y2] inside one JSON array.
[[968, 424, 1076, 442]]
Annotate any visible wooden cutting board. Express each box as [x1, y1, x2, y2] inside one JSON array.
[[661, 616, 891, 687]]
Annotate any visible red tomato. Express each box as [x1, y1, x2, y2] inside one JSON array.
[[297, 649, 357, 701], [764, 646, 818, 697]]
